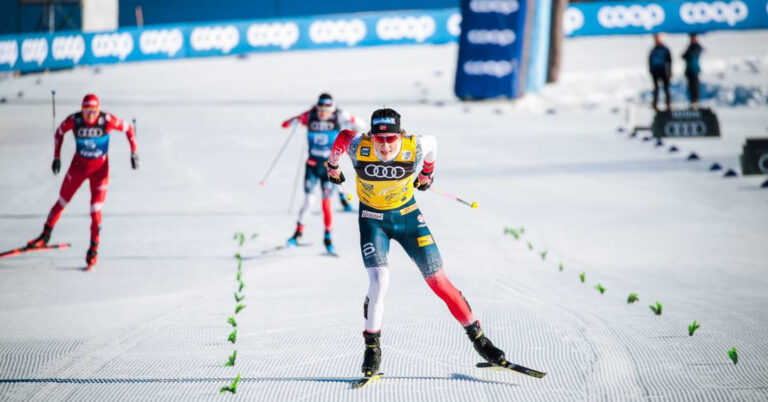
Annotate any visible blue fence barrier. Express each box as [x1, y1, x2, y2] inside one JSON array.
[[1, 1, 766, 74], [0, 9, 462, 73], [564, 0, 768, 37]]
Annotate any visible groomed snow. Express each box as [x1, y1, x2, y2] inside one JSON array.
[[1, 31, 767, 401]]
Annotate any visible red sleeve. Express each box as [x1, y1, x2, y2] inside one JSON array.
[[53, 114, 75, 158], [282, 110, 310, 128], [328, 129, 356, 166], [106, 113, 137, 153], [298, 111, 309, 126]]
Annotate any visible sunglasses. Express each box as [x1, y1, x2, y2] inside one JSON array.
[[82, 108, 99, 115], [372, 134, 400, 143]]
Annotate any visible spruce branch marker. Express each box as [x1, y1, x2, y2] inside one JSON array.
[[579, 272, 585, 283], [649, 302, 663, 315], [627, 293, 639, 304], [228, 329, 237, 344], [220, 374, 241, 394], [688, 320, 700, 336], [728, 347, 738, 364], [225, 350, 237, 367], [235, 303, 246, 314], [595, 283, 605, 294]]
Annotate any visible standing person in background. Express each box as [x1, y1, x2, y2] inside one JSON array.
[[280, 93, 361, 254], [26, 93, 139, 269], [649, 33, 672, 111], [682, 33, 703, 109]]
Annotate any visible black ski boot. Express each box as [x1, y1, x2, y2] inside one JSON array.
[[361, 331, 382, 377], [85, 241, 98, 268], [323, 231, 336, 254], [26, 224, 52, 248], [464, 321, 506, 365], [287, 223, 303, 247]]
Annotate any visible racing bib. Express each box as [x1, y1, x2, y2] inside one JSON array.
[[354, 134, 416, 210], [73, 112, 110, 159]]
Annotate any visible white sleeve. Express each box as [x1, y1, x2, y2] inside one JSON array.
[[418, 135, 437, 166]]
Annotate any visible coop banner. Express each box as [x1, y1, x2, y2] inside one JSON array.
[[563, 0, 768, 37], [0, 9, 461, 73], [454, 0, 531, 99]]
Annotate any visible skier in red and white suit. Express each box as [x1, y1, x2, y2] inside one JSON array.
[[26, 94, 139, 267]]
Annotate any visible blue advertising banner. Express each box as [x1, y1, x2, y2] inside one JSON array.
[[0, 9, 462, 73], [454, 0, 530, 99], [564, 0, 768, 37]]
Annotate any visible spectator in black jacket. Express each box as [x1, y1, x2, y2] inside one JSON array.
[[682, 33, 703, 108], [648, 34, 672, 111]]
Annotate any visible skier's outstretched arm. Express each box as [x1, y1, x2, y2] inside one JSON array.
[[340, 109, 364, 132], [326, 129, 357, 184], [414, 135, 437, 190], [281, 110, 310, 129], [51, 115, 75, 175], [106, 113, 139, 169]]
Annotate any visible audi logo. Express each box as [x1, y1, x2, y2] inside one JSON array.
[[597, 4, 665, 30], [21, 38, 48, 66], [680, 1, 748, 27], [365, 165, 407, 179], [51, 35, 85, 63], [563, 8, 585, 35], [310, 121, 336, 131], [663, 121, 707, 137], [0, 40, 18, 67], [77, 127, 105, 138]]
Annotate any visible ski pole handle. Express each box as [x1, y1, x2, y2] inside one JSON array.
[[338, 182, 353, 201], [260, 123, 299, 186], [430, 187, 478, 209]]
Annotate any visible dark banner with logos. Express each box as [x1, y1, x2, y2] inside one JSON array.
[[652, 108, 721, 138], [454, 0, 531, 99]]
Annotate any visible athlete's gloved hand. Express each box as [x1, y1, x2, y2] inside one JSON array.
[[413, 170, 433, 191], [130, 153, 140, 170], [326, 162, 345, 184], [281, 119, 294, 129], [52, 158, 61, 175]]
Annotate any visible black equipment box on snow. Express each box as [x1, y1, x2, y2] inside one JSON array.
[[652, 108, 720, 138], [740, 138, 768, 175]]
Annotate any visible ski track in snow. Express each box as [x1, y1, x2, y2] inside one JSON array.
[[1, 31, 768, 401]]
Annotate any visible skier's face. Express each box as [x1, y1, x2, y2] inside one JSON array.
[[82, 107, 100, 125], [372, 133, 401, 161], [317, 107, 333, 121]]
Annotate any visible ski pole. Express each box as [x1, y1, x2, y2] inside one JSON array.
[[132, 118, 136, 135], [50, 90, 56, 133], [259, 123, 298, 186], [430, 187, 478, 209]]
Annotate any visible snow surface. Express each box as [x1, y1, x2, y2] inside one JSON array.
[[1, 31, 767, 401]]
